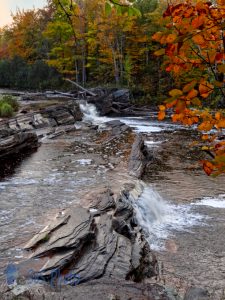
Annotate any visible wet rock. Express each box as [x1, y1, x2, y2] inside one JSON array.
[[112, 89, 130, 103], [21, 183, 157, 287], [1, 279, 179, 300], [111, 217, 133, 239], [128, 134, 146, 178], [0, 131, 39, 160], [87, 88, 131, 115], [88, 90, 113, 116], [184, 287, 210, 300], [105, 120, 124, 127], [43, 103, 82, 126], [32, 113, 50, 129], [1, 102, 83, 134], [114, 191, 134, 220], [0, 126, 15, 138], [104, 120, 130, 136]]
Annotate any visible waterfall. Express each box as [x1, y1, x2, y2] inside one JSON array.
[[79, 101, 99, 123], [133, 187, 203, 250], [79, 101, 109, 125], [135, 188, 166, 224]]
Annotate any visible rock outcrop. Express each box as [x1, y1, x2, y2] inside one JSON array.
[[22, 182, 157, 283], [128, 134, 147, 178], [0, 102, 83, 132], [1, 182, 180, 299], [1, 279, 177, 300], [87, 88, 131, 116], [0, 101, 83, 176], [0, 130, 38, 160], [42, 102, 83, 126]]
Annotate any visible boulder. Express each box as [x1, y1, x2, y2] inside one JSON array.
[[0, 131, 39, 160], [43, 103, 82, 126], [104, 120, 130, 136], [112, 89, 130, 103], [89, 94, 113, 116], [87, 88, 131, 116], [2, 178, 181, 299]]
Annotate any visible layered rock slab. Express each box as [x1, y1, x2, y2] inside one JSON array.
[[21, 183, 157, 286], [0, 130, 38, 159]]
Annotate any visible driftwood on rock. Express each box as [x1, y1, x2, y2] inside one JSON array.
[[21, 91, 76, 101], [46, 91, 76, 98]]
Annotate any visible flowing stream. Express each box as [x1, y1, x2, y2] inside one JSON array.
[[0, 101, 225, 297], [78, 102, 225, 297]]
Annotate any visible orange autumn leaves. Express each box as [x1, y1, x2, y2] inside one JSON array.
[[153, 0, 225, 175]]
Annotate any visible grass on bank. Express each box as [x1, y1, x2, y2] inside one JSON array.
[[0, 95, 19, 118]]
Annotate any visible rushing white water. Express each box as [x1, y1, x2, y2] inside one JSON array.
[[144, 140, 164, 147], [78, 103, 205, 250], [79, 101, 182, 133], [193, 194, 225, 208], [79, 101, 109, 125], [75, 159, 93, 166], [118, 118, 163, 133], [133, 187, 203, 250]]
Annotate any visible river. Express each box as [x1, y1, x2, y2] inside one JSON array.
[[0, 102, 225, 298]]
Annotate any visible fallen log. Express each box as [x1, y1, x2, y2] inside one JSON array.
[[53, 91, 76, 98], [65, 78, 97, 97]]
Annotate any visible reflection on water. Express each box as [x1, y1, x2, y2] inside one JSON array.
[[0, 137, 101, 278], [0, 110, 224, 295], [0, 148, 38, 179]]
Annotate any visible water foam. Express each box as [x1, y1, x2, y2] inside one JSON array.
[[75, 159, 92, 166], [79, 102, 109, 125], [193, 194, 225, 208], [118, 118, 163, 133], [133, 187, 203, 250]]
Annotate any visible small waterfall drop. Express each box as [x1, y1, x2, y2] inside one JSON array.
[[133, 187, 203, 250], [79, 101, 109, 125]]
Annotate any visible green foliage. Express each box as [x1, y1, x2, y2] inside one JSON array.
[[0, 95, 19, 111], [124, 55, 132, 87], [0, 0, 168, 104], [0, 102, 14, 118], [135, 0, 158, 15], [0, 95, 19, 117], [0, 57, 63, 90]]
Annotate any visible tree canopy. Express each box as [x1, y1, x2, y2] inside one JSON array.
[[153, 0, 225, 175], [0, 0, 224, 174]]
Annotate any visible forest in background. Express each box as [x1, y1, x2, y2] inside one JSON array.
[[0, 0, 225, 174], [0, 0, 171, 104]]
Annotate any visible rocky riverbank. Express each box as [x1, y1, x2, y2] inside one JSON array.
[[140, 128, 225, 299], [0, 91, 222, 300], [0, 86, 151, 164], [0, 117, 182, 300]]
